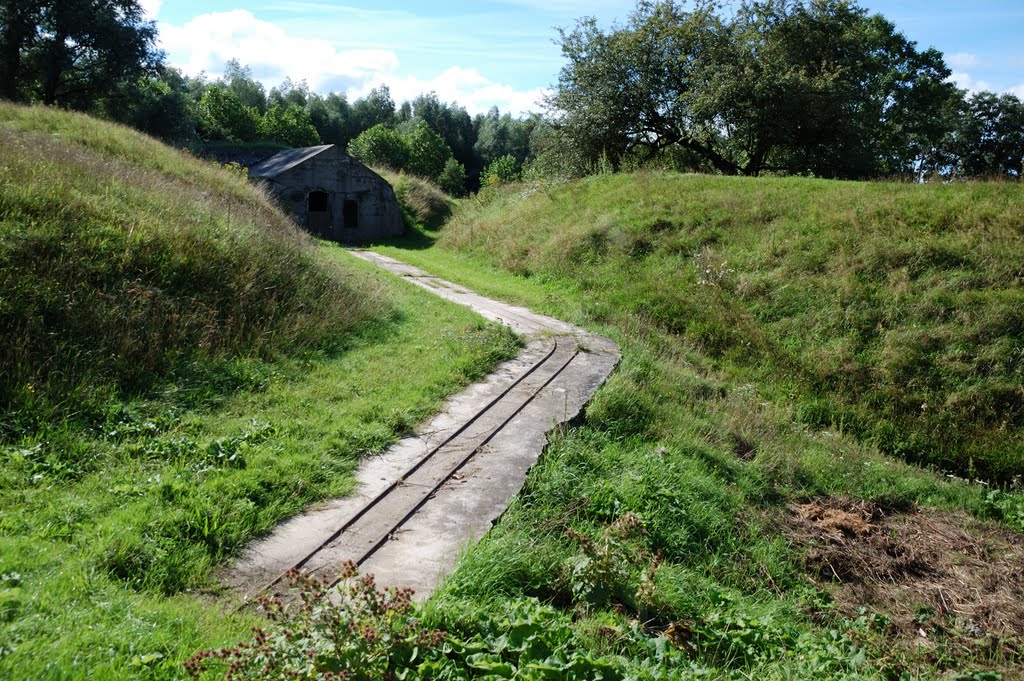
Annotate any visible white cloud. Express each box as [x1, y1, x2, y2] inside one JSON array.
[[139, 0, 163, 20], [947, 71, 995, 93], [159, 11, 397, 93], [157, 10, 545, 115], [1011, 83, 1024, 99], [351, 67, 549, 116], [947, 52, 982, 69]]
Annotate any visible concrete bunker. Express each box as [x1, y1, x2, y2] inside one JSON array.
[[249, 145, 403, 243]]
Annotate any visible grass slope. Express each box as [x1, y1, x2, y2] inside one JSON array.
[[0, 106, 519, 679], [0, 102, 371, 435], [374, 167, 456, 231], [439, 173, 1024, 482], [371, 172, 1024, 679]]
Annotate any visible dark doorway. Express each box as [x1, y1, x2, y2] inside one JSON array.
[[343, 199, 359, 229], [307, 191, 330, 236]]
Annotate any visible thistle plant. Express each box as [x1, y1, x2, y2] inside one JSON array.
[[185, 562, 445, 680]]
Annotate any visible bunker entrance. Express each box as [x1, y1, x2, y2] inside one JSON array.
[[343, 199, 359, 229], [307, 191, 331, 236]]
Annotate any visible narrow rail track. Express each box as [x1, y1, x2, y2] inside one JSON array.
[[225, 252, 619, 602], [241, 335, 581, 605]]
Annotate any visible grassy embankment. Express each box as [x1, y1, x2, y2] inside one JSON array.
[[0, 104, 517, 679], [374, 167, 456, 231], [372, 172, 1024, 678]]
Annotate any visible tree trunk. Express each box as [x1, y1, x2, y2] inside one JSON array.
[[741, 136, 772, 177], [0, 38, 22, 100], [680, 137, 740, 175], [41, 32, 64, 105], [0, 2, 35, 101], [41, 0, 67, 105]]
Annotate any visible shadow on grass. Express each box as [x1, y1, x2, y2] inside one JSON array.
[[344, 221, 440, 252]]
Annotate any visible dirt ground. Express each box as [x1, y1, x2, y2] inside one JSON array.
[[784, 497, 1024, 678]]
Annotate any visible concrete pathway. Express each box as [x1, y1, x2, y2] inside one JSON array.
[[224, 251, 619, 601]]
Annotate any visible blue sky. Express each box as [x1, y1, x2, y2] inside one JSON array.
[[146, 1, 1024, 114]]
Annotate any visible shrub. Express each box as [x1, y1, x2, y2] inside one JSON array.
[[186, 565, 445, 680], [186, 566, 631, 680], [482, 153, 521, 186], [347, 124, 409, 170], [402, 121, 452, 180], [437, 157, 468, 197]]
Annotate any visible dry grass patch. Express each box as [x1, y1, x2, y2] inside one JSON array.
[[786, 497, 1024, 676]]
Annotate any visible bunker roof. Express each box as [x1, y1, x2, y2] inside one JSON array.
[[249, 145, 334, 178]]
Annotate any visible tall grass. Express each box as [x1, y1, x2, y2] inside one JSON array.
[[0, 103, 377, 436], [438, 172, 1024, 482], [374, 168, 455, 231]]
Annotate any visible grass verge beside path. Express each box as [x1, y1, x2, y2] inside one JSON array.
[[0, 246, 519, 680], [372, 178, 1024, 678], [433, 173, 1024, 483]]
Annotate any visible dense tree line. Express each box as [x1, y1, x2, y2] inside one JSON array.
[[1, 0, 1021, 190]]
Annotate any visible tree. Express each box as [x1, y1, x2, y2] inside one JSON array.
[[0, 1, 41, 100], [943, 92, 1024, 178], [100, 66, 196, 144], [268, 77, 310, 109], [410, 92, 475, 168], [748, 1, 957, 177], [307, 92, 359, 147], [8, 0, 161, 108], [352, 85, 396, 131], [261, 103, 321, 148], [548, 0, 959, 178], [548, 3, 733, 174], [403, 120, 452, 179], [196, 85, 260, 143], [437, 157, 468, 196], [474, 107, 538, 168], [222, 59, 267, 113], [347, 123, 409, 170]]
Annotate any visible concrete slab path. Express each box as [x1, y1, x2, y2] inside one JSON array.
[[223, 251, 620, 602]]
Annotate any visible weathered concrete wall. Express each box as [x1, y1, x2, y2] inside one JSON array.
[[263, 146, 403, 243]]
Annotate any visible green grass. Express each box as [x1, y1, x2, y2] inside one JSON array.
[[0, 256, 518, 678], [370, 171, 1024, 678], [373, 167, 456, 232], [430, 173, 1024, 483], [5, 103, 1021, 678], [0, 105, 520, 679], [0, 102, 374, 437]]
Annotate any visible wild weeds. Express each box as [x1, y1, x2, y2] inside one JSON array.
[[186, 564, 445, 680], [186, 566, 630, 680], [372, 168, 454, 231]]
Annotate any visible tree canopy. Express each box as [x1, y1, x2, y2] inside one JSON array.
[[940, 92, 1024, 178], [0, 0, 160, 107], [548, 0, 960, 179]]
